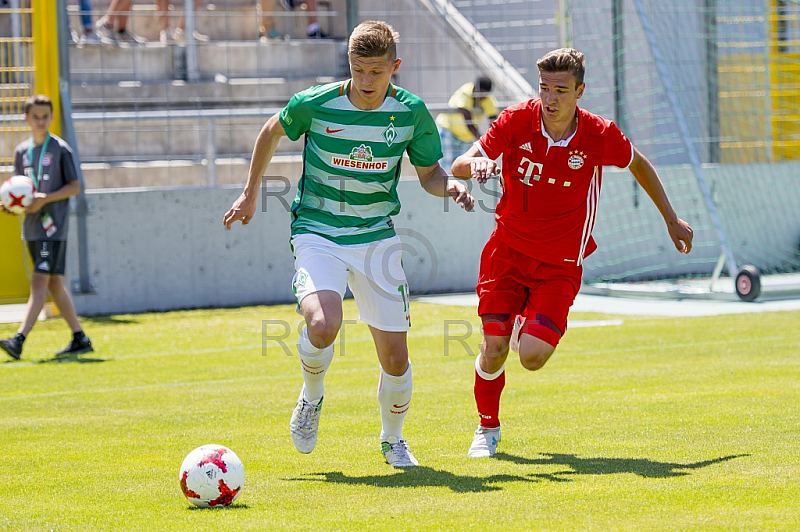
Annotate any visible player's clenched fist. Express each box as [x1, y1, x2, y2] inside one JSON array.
[[470, 158, 500, 184]]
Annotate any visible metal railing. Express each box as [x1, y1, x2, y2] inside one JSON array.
[[68, 101, 458, 186]]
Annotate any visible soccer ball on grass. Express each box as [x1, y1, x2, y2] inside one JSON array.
[[0, 175, 36, 214], [179, 444, 244, 508]]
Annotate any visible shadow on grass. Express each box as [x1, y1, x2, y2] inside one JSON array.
[[288, 466, 559, 492], [289, 454, 748, 491], [187, 503, 250, 511], [492, 452, 749, 479], [83, 315, 138, 325], [37, 354, 107, 364]]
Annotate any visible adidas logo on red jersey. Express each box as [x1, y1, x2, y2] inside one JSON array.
[[519, 142, 532, 152]]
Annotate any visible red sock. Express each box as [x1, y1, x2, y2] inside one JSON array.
[[474, 368, 505, 428]]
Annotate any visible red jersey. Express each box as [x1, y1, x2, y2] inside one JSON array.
[[478, 98, 634, 266]]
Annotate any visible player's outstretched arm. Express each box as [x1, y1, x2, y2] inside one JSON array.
[[223, 114, 287, 230], [628, 147, 694, 254], [414, 162, 475, 212], [451, 145, 499, 184]]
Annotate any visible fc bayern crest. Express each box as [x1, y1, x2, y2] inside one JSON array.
[[567, 150, 586, 170]]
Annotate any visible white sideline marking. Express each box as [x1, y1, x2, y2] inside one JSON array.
[[570, 319, 624, 328], [2, 334, 796, 400], [414, 293, 800, 317]]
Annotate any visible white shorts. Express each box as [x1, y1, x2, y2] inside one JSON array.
[[291, 233, 411, 332]]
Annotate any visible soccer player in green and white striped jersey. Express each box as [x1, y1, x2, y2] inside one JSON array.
[[223, 21, 474, 467]]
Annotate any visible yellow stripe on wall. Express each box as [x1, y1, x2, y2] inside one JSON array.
[[32, 0, 60, 136], [1, 1, 62, 303]]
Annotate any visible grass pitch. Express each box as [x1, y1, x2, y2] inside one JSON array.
[[1, 301, 798, 530]]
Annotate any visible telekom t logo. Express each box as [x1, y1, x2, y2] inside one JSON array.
[[517, 157, 543, 186]]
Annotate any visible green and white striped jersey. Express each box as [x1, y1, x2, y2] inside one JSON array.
[[279, 80, 443, 245]]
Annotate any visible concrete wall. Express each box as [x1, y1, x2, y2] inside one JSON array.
[[69, 40, 344, 83], [707, 162, 800, 270], [585, 161, 800, 281], [66, 160, 800, 315], [68, 177, 499, 315]]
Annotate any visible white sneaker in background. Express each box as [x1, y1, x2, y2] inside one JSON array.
[[94, 20, 117, 44], [80, 31, 101, 45], [172, 28, 210, 43], [116, 28, 147, 45]]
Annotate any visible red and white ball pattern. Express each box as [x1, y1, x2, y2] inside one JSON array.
[[179, 444, 244, 508], [0, 175, 36, 214]]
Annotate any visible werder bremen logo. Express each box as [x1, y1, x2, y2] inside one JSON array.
[[382, 122, 397, 146], [350, 144, 373, 161]]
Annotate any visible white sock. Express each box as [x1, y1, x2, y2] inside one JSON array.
[[298, 327, 334, 404], [307, 22, 319, 34], [377, 362, 412, 443], [475, 355, 505, 380]]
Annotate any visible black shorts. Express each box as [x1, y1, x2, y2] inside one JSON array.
[[27, 240, 67, 275]]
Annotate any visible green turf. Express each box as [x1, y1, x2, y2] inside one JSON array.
[[1, 302, 798, 530]]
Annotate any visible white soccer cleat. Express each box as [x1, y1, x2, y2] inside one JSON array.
[[381, 439, 419, 467], [509, 315, 523, 353], [468, 425, 501, 457], [290, 387, 323, 454]]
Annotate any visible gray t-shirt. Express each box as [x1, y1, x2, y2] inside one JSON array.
[[13, 134, 78, 241]]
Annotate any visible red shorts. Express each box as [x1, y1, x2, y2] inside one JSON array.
[[476, 231, 582, 347]]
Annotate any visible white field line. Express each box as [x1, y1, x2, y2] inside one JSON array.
[[1, 334, 796, 401]]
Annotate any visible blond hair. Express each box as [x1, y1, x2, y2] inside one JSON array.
[[348, 20, 399, 61], [24, 94, 53, 115], [536, 48, 586, 87]]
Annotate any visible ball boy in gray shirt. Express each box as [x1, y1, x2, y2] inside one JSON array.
[[0, 95, 92, 360]]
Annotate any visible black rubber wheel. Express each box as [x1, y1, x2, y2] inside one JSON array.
[[735, 265, 761, 302]]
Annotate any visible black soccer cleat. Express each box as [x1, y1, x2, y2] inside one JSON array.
[[56, 334, 93, 357], [0, 335, 23, 360]]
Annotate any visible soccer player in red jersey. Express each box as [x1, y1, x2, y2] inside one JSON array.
[[451, 48, 694, 457]]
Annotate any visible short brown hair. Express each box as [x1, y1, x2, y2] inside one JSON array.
[[348, 21, 399, 61], [24, 94, 53, 115], [537, 48, 586, 88]]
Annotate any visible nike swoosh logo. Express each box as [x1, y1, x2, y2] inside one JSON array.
[[326, 127, 344, 134], [392, 401, 411, 409]]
